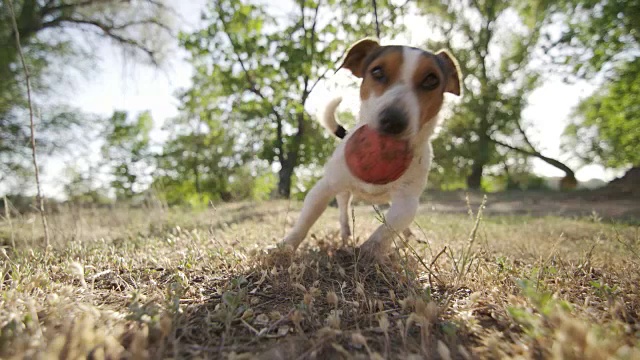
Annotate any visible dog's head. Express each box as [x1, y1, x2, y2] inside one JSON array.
[[339, 39, 462, 139]]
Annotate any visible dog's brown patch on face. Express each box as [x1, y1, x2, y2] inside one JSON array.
[[360, 47, 404, 101], [412, 53, 447, 127]]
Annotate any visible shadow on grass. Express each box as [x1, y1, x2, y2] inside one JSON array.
[[165, 238, 479, 359]]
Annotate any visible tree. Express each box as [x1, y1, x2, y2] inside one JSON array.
[[420, 0, 563, 189], [550, 0, 639, 171], [63, 167, 110, 205], [564, 60, 640, 169], [153, 88, 244, 206], [179, 0, 404, 198], [102, 111, 154, 200], [546, 0, 639, 79], [1, 0, 172, 76], [0, 107, 94, 185], [0, 0, 173, 186]]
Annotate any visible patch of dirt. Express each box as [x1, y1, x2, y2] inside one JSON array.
[[422, 189, 640, 221]]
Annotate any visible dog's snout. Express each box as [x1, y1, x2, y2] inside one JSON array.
[[379, 107, 408, 135]]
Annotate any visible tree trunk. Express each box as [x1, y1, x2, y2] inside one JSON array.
[[276, 113, 304, 199], [467, 163, 484, 189], [467, 132, 490, 189], [559, 174, 578, 191], [277, 161, 295, 198], [193, 164, 201, 196]]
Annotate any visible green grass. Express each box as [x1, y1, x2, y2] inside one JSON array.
[[1, 200, 639, 359]]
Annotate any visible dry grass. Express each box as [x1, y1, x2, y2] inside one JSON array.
[[1, 199, 639, 359]]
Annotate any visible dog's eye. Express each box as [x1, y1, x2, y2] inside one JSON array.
[[370, 66, 385, 81], [420, 74, 440, 90]]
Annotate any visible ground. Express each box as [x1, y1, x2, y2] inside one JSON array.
[[1, 192, 639, 359]]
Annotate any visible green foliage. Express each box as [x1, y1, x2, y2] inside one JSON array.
[[552, 1, 639, 171], [490, 170, 549, 191], [508, 278, 573, 340], [228, 166, 277, 201], [564, 60, 640, 168], [0, 106, 96, 188], [420, 0, 553, 189], [290, 167, 324, 201], [1, 193, 34, 214], [549, 0, 639, 78], [589, 280, 619, 300], [153, 87, 251, 206], [179, 0, 404, 197], [427, 154, 468, 191], [62, 167, 111, 205], [102, 111, 154, 200]]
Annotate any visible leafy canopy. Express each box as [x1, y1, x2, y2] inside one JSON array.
[[547, 0, 640, 78], [102, 111, 154, 199], [564, 60, 640, 168], [178, 0, 404, 197], [420, 0, 554, 189], [552, 0, 639, 169]]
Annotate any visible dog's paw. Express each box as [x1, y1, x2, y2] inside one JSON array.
[[273, 241, 295, 251], [266, 242, 297, 257], [260, 242, 296, 268], [403, 228, 416, 240], [357, 241, 390, 264], [340, 234, 353, 248]]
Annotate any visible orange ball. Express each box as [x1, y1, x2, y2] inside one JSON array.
[[344, 125, 413, 185]]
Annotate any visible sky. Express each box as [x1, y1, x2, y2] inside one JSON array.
[[34, 1, 620, 198]]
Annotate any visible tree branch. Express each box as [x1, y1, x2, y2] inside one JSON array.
[[308, 66, 332, 95], [44, 16, 172, 32], [216, 3, 287, 162], [310, 0, 321, 47], [37, 1, 174, 64], [42, 0, 110, 14], [491, 138, 575, 177], [43, 0, 176, 16], [515, 119, 537, 151], [301, 0, 322, 103], [54, 17, 161, 64]]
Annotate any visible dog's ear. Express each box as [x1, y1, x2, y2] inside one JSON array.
[[436, 49, 462, 96], [339, 39, 381, 78]]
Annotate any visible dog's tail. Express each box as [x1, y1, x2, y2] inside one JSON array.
[[321, 97, 348, 139]]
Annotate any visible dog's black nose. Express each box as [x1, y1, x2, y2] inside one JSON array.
[[379, 107, 408, 135]]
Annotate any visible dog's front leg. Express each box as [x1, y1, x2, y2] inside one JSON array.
[[359, 195, 419, 261], [283, 177, 339, 251], [336, 191, 353, 246]]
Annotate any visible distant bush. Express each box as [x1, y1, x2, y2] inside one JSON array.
[[1, 194, 36, 214], [228, 169, 277, 202], [500, 173, 549, 191]]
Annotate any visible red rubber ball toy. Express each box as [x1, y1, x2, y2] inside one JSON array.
[[344, 125, 413, 185]]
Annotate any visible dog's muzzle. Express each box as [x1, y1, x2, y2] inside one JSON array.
[[378, 106, 409, 135]]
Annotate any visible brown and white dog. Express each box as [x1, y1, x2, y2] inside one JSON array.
[[281, 39, 462, 262]]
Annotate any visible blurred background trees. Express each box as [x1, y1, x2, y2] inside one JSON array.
[[1, 0, 637, 209], [178, 0, 405, 198], [418, 0, 567, 190], [554, 0, 639, 171], [0, 0, 173, 186]]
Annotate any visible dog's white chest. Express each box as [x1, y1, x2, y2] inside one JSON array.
[[350, 182, 394, 204]]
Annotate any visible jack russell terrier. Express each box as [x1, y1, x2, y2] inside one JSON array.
[[281, 39, 462, 262]]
